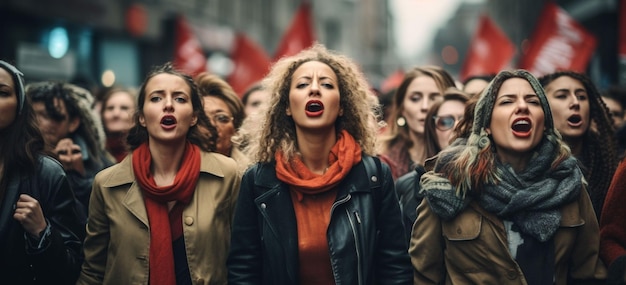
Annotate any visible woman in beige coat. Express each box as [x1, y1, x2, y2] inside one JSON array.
[[77, 63, 240, 285], [410, 70, 606, 284]]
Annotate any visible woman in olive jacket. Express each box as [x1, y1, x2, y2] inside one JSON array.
[[411, 70, 606, 284], [0, 60, 85, 284], [227, 44, 411, 285], [78, 63, 240, 285]]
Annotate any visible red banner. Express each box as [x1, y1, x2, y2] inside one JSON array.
[[618, 0, 626, 58], [273, 1, 315, 60], [227, 33, 272, 96], [173, 16, 207, 76], [459, 14, 515, 81], [518, 3, 596, 77]]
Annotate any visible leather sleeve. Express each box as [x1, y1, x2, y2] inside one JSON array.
[[227, 165, 264, 285], [29, 156, 86, 284], [374, 162, 413, 284]]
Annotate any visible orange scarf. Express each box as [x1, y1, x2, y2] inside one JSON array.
[[275, 129, 362, 195], [131, 141, 200, 285]]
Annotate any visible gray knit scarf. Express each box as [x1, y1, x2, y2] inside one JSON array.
[[421, 137, 583, 242]]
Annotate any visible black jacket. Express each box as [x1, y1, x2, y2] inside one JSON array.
[[227, 155, 412, 285], [395, 165, 426, 245], [0, 156, 85, 285]]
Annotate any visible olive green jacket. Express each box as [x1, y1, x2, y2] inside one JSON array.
[[410, 187, 606, 284], [77, 152, 241, 285]]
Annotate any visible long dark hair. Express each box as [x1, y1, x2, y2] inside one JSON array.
[[0, 64, 46, 176], [127, 62, 217, 152]]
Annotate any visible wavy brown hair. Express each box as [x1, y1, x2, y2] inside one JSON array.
[[195, 72, 245, 129], [127, 62, 217, 152], [380, 65, 456, 154], [244, 43, 379, 163], [539, 71, 617, 216]]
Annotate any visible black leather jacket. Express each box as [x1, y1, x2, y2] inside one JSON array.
[[227, 155, 412, 285], [0, 156, 85, 285], [395, 165, 426, 245]]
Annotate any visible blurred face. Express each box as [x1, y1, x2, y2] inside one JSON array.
[[139, 73, 197, 145], [286, 61, 342, 134], [203, 96, 235, 156], [0, 68, 18, 131], [102, 91, 136, 134], [245, 89, 270, 116], [402, 76, 443, 137], [33, 98, 79, 147], [488, 78, 545, 164], [434, 100, 465, 149], [544, 76, 590, 140], [463, 78, 489, 97], [601, 96, 624, 129]]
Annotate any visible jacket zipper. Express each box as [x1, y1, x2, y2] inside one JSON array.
[[346, 208, 363, 285]]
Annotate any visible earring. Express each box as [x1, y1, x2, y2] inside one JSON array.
[[396, 116, 406, 127]]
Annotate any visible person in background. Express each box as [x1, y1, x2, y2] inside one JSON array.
[[462, 74, 495, 97], [395, 87, 469, 243], [100, 87, 137, 163], [0, 60, 85, 284], [539, 71, 617, 219], [600, 159, 626, 285], [241, 82, 271, 117], [26, 81, 113, 219], [411, 69, 606, 284], [380, 65, 456, 180], [196, 72, 250, 172], [78, 62, 241, 284], [227, 44, 411, 284], [601, 89, 625, 131]]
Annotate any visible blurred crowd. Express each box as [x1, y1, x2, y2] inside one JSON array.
[[2, 41, 626, 284]]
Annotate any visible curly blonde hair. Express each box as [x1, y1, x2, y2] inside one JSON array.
[[242, 43, 380, 163]]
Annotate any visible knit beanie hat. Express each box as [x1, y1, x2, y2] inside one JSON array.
[[469, 69, 558, 150], [0, 60, 26, 114]]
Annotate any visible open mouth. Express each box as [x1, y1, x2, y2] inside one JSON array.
[[567, 114, 583, 127], [161, 115, 177, 127], [511, 118, 532, 137], [305, 100, 324, 117]]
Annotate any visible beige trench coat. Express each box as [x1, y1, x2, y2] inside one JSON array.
[[410, 188, 606, 284], [77, 152, 241, 285]]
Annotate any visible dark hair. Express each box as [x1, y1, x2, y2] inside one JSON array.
[[26, 81, 106, 164], [0, 64, 46, 176], [539, 71, 617, 215], [241, 83, 264, 106], [127, 62, 217, 152]]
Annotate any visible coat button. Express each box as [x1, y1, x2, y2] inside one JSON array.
[[370, 175, 378, 183], [184, 216, 194, 226], [260, 203, 266, 209]]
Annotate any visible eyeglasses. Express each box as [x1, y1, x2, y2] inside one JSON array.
[[210, 113, 234, 124], [433, 115, 462, 131]]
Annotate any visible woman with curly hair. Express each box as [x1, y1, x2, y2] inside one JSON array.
[[380, 65, 456, 180], [78, 63, 241, 284], [227, 44, 411, 284], [411, 69, 606, 284], [539, 71, 617, 219]]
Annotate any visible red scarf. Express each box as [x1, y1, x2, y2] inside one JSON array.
[[275, 130, 362, 195], [131, 141, 200, 285]]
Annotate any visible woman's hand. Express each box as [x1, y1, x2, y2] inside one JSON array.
[[55, 138, 86, 176], [13, 194, 47, 237]]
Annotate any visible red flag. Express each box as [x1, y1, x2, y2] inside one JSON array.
[[173, 16, 207, 76], [518, 3, 597, 77], [459, 14, 515, 81], [227, 33, 272, 96], [380, 70, 405, 94], [273, 1, 315, 60], [618, 0, 626, 58]]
